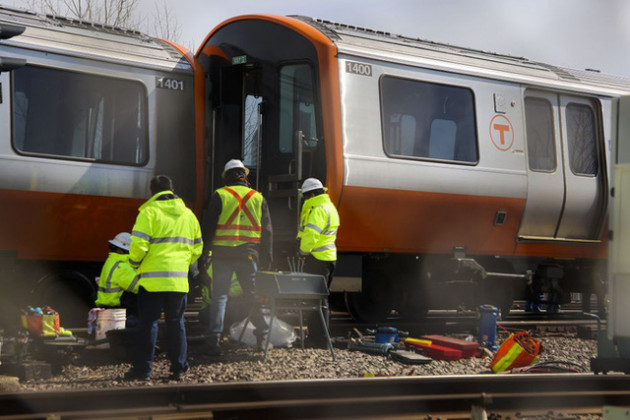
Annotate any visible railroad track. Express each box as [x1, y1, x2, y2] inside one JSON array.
[[2, 374, 628, 419], [329, 307, 604, 339]]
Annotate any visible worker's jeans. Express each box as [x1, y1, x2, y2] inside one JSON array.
[[303, 256, 336, 347], [205, 256, 269, 338], [134, 288, 188, 376]]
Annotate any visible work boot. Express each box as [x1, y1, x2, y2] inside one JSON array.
[[122, 368, 150, 381], [203, 335, 222, 356]]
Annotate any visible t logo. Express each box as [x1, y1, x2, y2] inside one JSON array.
[[489, 115, 514, 151]]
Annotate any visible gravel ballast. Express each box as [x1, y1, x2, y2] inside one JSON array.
[[16, 332, 598, 391]]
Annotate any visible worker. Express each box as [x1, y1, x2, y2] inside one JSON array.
[[123, 175, 203, 381], [297, 177, 340, 347], [202, 159, 273, 355], [94, 232, 139, 327]]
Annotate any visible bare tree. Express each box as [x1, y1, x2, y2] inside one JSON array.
[[26, 0, 137, 27], [22, 0, 183, 46], [150, 0, 181, 42]]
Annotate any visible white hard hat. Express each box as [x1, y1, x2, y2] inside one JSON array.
[[300, 178, 327, 194], [222, 159, 249, 177], [109, 232, 131, 251]]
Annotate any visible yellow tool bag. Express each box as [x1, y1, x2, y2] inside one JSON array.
[[489, 331, 542, 373], [22, 313, 60, 337]]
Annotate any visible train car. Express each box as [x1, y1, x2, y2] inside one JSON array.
[[196, 15, 630, 322], [0, 6, 202, 326]]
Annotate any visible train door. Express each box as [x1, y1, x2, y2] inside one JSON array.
[[519, 91, 565, 238], [556, 95, 606, 240], [208, 59, 325, 251], [268, 63, 324, 244], [519, 91, 606, 241], [263, 63, 325, 251]]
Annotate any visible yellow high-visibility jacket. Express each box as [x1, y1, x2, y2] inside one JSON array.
[[298, 193, 340, 261], [95, 253, 138, 307], [212, 185, 263, 247], [129, 191, 203, 293]]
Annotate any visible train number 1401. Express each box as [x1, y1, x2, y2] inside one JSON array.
[[156, 77, 185, 91], [345, 61, 372, 77]]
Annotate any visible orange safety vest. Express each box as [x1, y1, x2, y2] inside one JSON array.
[[213, 185, 263, 246]]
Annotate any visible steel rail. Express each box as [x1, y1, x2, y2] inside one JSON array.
[[2, 374, 630, 419]]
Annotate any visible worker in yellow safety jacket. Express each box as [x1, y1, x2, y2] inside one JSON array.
[[95, 232, 139, 327], [124, 175, 203, 381], [297, 177, 340, 347], [201, 159, 273, 355]]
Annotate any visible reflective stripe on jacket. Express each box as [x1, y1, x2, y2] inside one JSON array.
[[212, 185, 263, 247], [129, 190, 203, 293], [298, 193, 339, 261], [95, 253, 138, 307]]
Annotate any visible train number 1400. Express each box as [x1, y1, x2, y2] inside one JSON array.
[[345, 61, 372, 77], [156, 77, 185, 91]]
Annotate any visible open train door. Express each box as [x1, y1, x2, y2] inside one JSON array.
[[198, 19, 328, 265], [608, 95, 630, 358]]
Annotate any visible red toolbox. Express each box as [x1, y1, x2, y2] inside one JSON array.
[[404, 340, 462, 361], [421, 335, 479, 358]]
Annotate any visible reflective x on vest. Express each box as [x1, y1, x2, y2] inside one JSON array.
[[215, 187, 261, 243]]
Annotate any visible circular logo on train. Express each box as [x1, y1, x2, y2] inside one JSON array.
[[489, 114, 514, 151]]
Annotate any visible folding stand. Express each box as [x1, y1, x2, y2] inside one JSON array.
[[238, 271, 336, 361]]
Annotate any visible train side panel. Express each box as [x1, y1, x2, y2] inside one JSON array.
[[0, 7, 198, 326], [337, 53, 528, 256]]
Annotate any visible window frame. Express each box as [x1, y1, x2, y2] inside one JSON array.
[[379, 74, 479, 166], [11, 64, 150, 167]]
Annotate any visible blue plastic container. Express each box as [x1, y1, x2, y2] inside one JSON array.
[[375, 327, 398, 344], [477, 305, 498, 350]]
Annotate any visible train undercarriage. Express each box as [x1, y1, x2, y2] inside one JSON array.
[[340, 252, 606, 323], [0, 248, 607, 332]]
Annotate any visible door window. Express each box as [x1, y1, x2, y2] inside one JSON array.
[[242, 94, 262, 168], [278, 64, 318, 154], [566, 103, 599, 176], [525, 97, 556, 172]]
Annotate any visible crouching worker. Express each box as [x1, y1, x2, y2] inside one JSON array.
[[95, 232, 139, 327], [202, 159, 273, 355], [297, 178, 340, 347]]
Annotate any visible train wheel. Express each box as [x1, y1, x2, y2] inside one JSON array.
[[33, 270, 96, 328], [344, 266, 393, 323]]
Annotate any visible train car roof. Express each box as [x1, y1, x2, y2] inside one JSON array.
[[0, 5, 192, 73], [292, 16, 630, 97]]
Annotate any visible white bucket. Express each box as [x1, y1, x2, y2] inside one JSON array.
[[95, 309, 126, 347]]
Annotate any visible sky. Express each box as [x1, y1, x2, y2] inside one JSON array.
[[2, 0, 630, 78]]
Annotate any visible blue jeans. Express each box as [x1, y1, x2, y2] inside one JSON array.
[[134, 288, 188, 376], [205, 256, 268, 338]]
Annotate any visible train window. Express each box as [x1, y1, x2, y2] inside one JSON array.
[[381, 76, 477, 163], [12, 65, 147, 165], [525, 97, 556, 172], [279, 64, 318, 154], [566, 103, 599, 176]]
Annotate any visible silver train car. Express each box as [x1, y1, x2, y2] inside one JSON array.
[[0, 6, 201, 326], [197, 15, 630, 321]]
